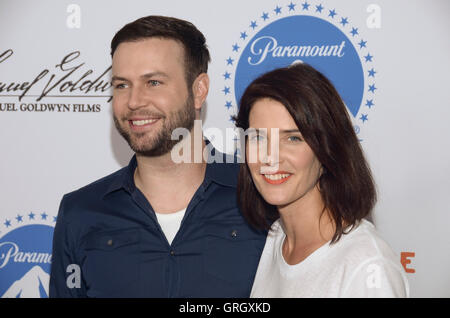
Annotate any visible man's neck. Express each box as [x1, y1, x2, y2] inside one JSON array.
[[133, 136, 207, 214]]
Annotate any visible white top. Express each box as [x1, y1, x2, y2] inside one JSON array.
[[250, 219, 409, 298], [155, 208, 186, 245]]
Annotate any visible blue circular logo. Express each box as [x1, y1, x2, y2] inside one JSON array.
[[222, 2, 377, 141], [0, 217, 54, 298]]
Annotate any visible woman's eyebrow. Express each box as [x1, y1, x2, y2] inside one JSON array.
[[279, 129, 301, 134]]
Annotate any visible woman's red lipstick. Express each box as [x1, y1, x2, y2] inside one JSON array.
[[261, 171, 292, 185]]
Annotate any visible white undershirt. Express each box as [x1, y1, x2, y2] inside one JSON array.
[[155, 208, 186, 245], [250, 219, 410, 298]]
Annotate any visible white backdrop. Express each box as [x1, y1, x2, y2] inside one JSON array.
[[0, 0, 449, 297]]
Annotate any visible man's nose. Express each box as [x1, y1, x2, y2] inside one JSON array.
[[127, 85, 147, 110]]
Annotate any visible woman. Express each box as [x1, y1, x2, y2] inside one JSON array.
[[234, 63, 409, 297]]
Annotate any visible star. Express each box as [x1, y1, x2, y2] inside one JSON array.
[[225, 101, 233, 109], [316, 4, 324, 13], [53, 216, 57, 223], [250, 21, 258, 29], [274, 6, 282, 14], [328, 9, 337, 18], [4, 219, 11, 228], [368, 84, 377, 93], [364, 53, 373, 62], [358, 39, 367, 48], [368, 68, 376, 77], [223, 72, 231, 80], [226, 57, 234, 65], [232, 43, 240, 52], [340, 17, 349, 26], [302, 2, 310, 10], [288, 2, 296, 11], [16, 215, 23, 223], [223, 86, 231, 95], [261, 12, 269, 21], [240, 32, 248, 40], [28, 212, 35, 220], [366, 99, 374, 108], [41, 212, 48, 220], [360, 114, 368, 123], [229, 115, 236, 123], [350, 27, 359, 36]]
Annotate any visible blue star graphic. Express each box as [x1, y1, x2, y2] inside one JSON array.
[[360, 114, 368, 123], [316, 4, 324, 13], [328, 9, 337, 18], [274, 6, 282, 14], [53, 216, 57, 223], [223, 72, 231, 80], [288, 2, 296, 11], [240, 32, 247, 40], [368, 84, 377, 93], [350, 27, 359, 36], [302, 2, 310, 10], [223, 86, 231, 95], [261, 12, 269, 21], [226, 57, 234, 65], [340, 17, 349, 26], [250, 21, 258, 29], [364, 53, 373, 62], [225, 101, 233, 109], [232, 43, 240, 52], [366, 99, 374, 108], [28, 212, 35, 220], [41, 212, 48, 220], [229, 115, 236, 123], [368, 68, 376, 77], [16, 215, 23, 223], [4, 219, 11, 228], [358, 40, 367, 48]]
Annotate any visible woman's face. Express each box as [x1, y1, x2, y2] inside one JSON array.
[[246, 98, 323, 207]]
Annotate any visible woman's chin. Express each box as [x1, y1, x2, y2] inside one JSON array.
[[261, 193, 291, 207]]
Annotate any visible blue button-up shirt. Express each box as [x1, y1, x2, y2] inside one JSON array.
[[49, 143, 267, 298]]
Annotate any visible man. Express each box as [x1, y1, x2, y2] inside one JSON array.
[[49, 15, 267, 298]]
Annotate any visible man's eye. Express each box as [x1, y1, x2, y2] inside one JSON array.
[[148, 80, 161, 86], [114, 83, 127, 89]]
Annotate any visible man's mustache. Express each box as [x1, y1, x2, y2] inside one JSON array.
[[119, 110, 166, 121]]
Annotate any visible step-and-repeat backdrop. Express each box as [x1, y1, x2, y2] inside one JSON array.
[[0, 0, 449, 297]]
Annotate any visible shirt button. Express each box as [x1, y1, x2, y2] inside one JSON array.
[[107, 239, 113, 246], [231, 230, 238, 238], [170, 250, 175, 256]]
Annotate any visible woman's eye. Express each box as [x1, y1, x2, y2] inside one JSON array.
[[288, 135, 302, 142], [249, 134, 265, 142]]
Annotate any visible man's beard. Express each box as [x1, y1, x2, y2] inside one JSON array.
[[114, 95, 196, 157]]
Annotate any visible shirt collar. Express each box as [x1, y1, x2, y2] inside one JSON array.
[[103, 138, 238, 198]]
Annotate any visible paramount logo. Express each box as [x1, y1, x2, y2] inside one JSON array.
[[248, 36, 346, 65], [0, 242, 52, 269]]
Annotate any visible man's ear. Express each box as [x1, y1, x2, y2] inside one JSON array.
[[192, 73, 209, 111]]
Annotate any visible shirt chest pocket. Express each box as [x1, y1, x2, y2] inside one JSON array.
[[82, 228, 141, 296], [203, 223, 264, 285]]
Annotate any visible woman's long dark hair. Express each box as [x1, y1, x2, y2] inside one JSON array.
[[234, 63, 377, 243]]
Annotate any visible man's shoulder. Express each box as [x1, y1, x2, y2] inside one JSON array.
[[206, 151, 242, 188], [63, 165, 128, 204]]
